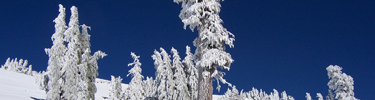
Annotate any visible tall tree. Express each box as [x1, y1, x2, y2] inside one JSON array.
[[125, 52, 145, 100], [45, 4, 106, 100], [160, 48, 175, 100], [182, 46, 198, 100], [174, 0, 235, 99], [44, 4, 67, 100], [152, 49, 167, 100], [171, 48, 190, 100]]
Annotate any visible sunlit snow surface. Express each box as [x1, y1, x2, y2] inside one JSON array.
[[0, 69, 221, 100]]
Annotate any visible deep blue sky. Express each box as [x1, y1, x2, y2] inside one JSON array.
[[1, 0, 374, 99]]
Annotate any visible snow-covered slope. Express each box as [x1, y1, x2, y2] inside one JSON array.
[[0, 68, 220, 100], [0, 69, 129, 100], [0, 68, 45, 100]]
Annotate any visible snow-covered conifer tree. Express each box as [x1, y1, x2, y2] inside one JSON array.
[[44, 4, 106, 100], [160, 48, 175, 100], [109, 75, 123, 100], [125, 52, 145, 100], [269, 89, 280, 100], [171, 48, 190, 100], [27, 65, 33, 75], [60, 5, 83, 100], [79, 24, 107, 100], [144, 76, 157, 99], [182, 46, 198, 100], [152, 48, 175, 100], [326, 65, 357, 100], [306, 93, 312, 100], [44, 4, 67, 100], [220, 86, 242, 100], [327, 90, 334, 100], [152, 49, 167, 100], [317, 93, 324, 100], [1, 58, 10, 69], [173, 0, 235, 99], [222, 87, 295, 100]]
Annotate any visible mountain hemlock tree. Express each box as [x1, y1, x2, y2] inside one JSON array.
[[182, 46, 198, 100], [174, 0, 235, 99], [109, 75, 123, 100], [160, 48, 175, 100], [171, 48, 190, 100], [44, 4, 67, 100], [125, 52, 145, 100], [152, 49, 167, 100], [45, 4, 106, 100], [326, 65, 358, 100]]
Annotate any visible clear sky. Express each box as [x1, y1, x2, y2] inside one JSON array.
[[1, 0, 374, 99]]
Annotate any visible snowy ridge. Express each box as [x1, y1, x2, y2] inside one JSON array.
[[0, 68, 130, 100], [0, 68, 222, 100]]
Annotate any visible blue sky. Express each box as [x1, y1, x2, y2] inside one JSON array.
[[1, 0, 374, 99]]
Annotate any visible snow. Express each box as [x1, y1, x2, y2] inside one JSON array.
[[0, 68, 128, 100], [0, 68, 224, 100], [0, 68, 45, 100], [0, 68, 222, 100]]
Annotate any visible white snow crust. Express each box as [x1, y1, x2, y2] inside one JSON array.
[[0, 68, 221, 100]]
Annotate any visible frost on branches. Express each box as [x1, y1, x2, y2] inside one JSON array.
[[220, 86, 295, 100], [183, 46, 198, 100], [171, 48, 190, 100], [109, 75, 123, 100], [174, 0, 235, 99], [1, 58, 33, 75], [124, 52, 145, 100], [326, 65, 358, 100], [306, 65, 358, 100], [44, 4, 106, 100]]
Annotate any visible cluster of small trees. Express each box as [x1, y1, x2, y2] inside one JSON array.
[[220, 65, 358, 100], [38, 4, 107, 100], [109, 47, 198, 100], [1, 58, 34, 75]]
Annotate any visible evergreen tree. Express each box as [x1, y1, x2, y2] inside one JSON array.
[[45, 4, 106, 100], [125, 52, 145, 100], [144, 76, 157, 99], [326, 65, 358, 100], [160, 48, 175, 100], [109, 75, 123, 100], [173, 0, 235, 99], [152, 49, 167, 100], [171, 48, 190, 100], [182, 46, 198, 100], [44, 4, 67, 100], [306, 93, 312, 100], [317, 93, 324, 100]]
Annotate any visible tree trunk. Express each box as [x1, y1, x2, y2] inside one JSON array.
[[198, 67, 213, 100]]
